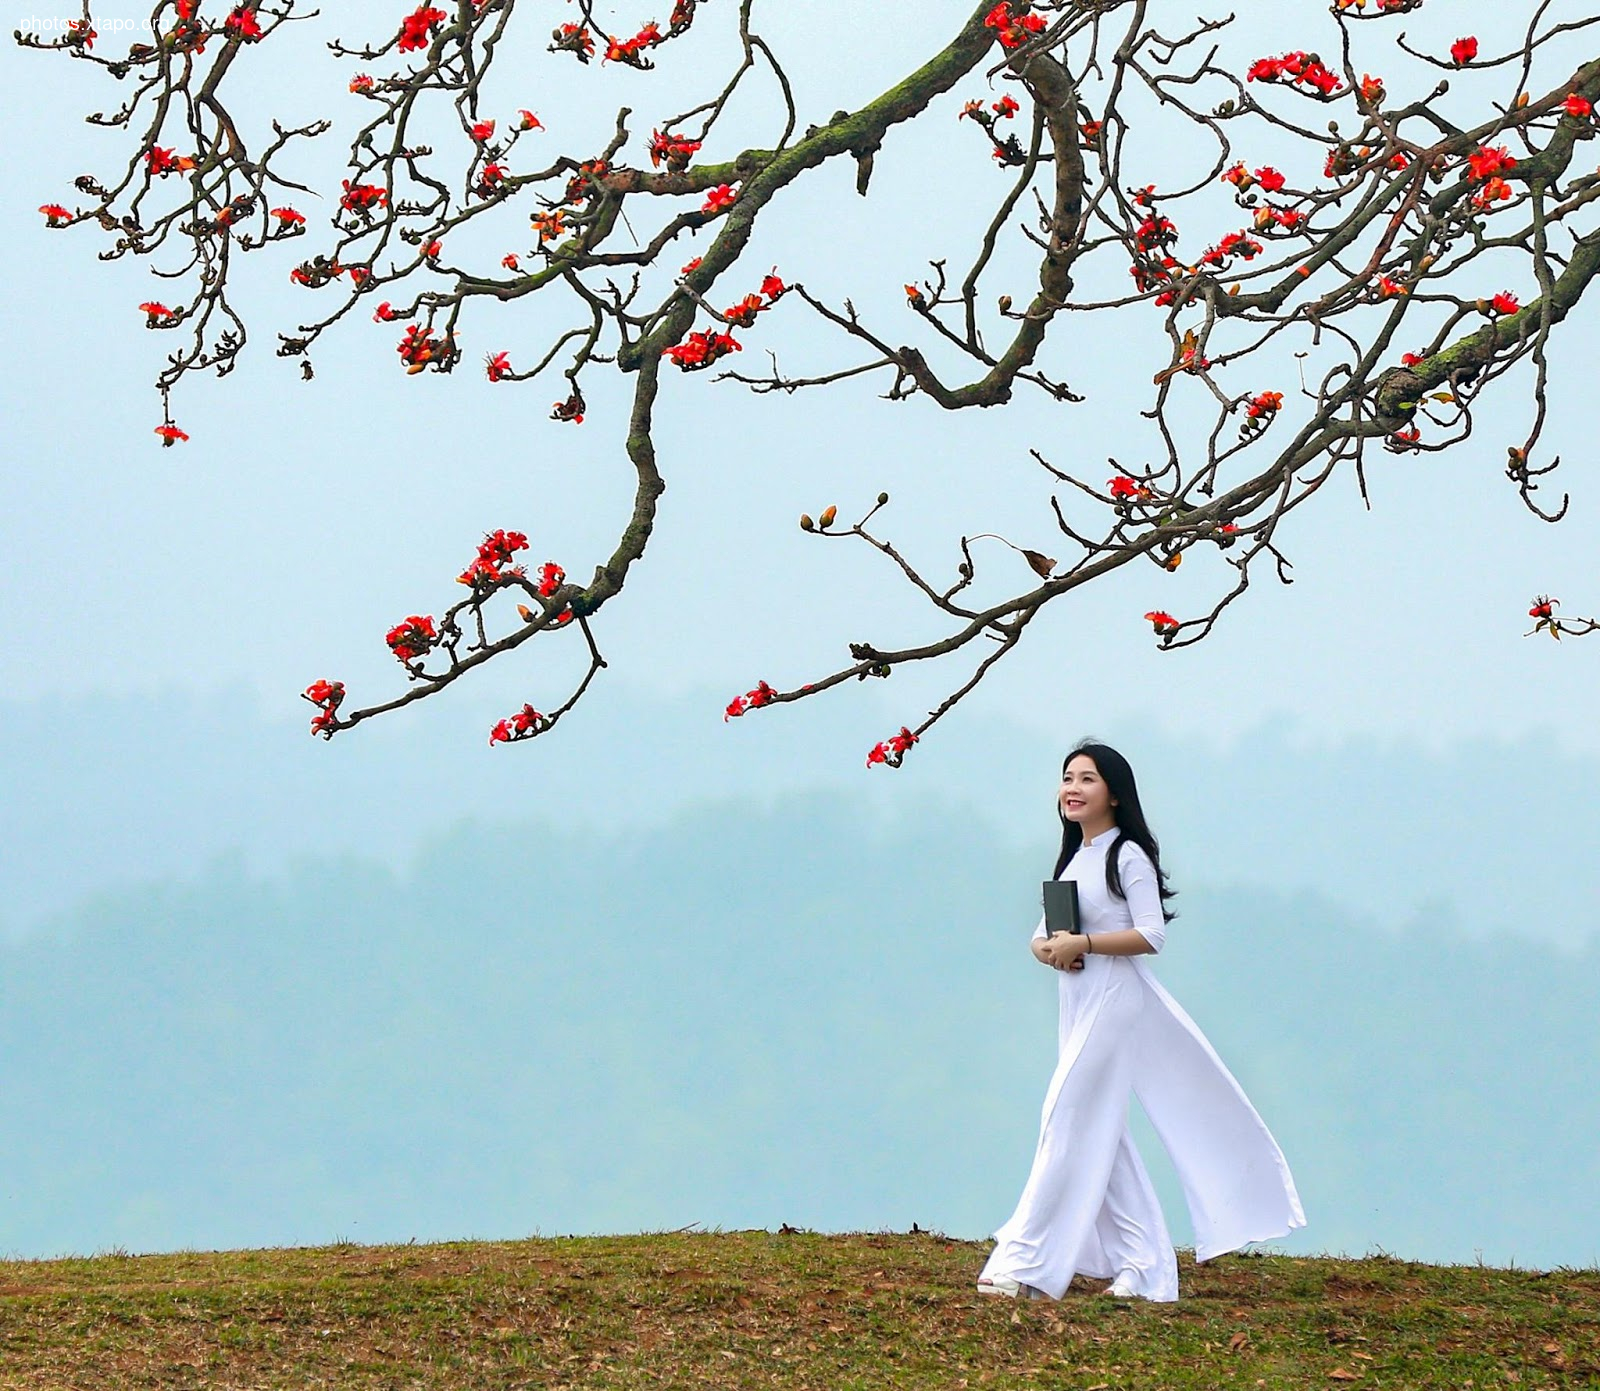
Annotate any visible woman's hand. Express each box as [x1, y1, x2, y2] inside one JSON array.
[[1036, 933, 1090, 971]]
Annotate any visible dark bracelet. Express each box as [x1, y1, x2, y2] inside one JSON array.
[[1083, 934, 1093, 955]]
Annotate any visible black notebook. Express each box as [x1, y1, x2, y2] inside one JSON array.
[[1042, 880, 1080, 937]]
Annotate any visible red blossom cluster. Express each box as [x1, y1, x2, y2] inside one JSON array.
[[663, 329, 740, 369], [550, 22, 596, 62], [530, 209, 567, 244], [385, 614, 438, 662], [303, 678, 346, 738], [1467, 142, 1519, 211], [563, 158, 610, 204], [1223, 163, 1285, 193], [290, 256, 369, 288], [1240, 389, 1283, 439], [1252, 204, 1307, 234], [340, 179, 388, 212], [959, 93, 1027, 165], [605, 21, 663, 67], [536, 562, 565, 598], [138, 300, 180, 327], [984, 2, 1046, 51], [396, 323, 457, 373], [489, 703, 547, 745], [397, 4, 448, 54], [724, 680, 777, 721], [1108, 475, 1154, 501], [1196, 229, 1263, 269], [457, 528, 528, 589], [477, 161, 508, 197], [147, 146, 196, 176], [649, 129, 702, 172], [664, 273, 785, 369], [225, 6, 264, 41], [866, 726, 918, 768], [1246, 51, 1343, 96]]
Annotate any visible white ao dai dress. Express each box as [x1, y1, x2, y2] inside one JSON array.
[[980, 829, 1305, 1302]]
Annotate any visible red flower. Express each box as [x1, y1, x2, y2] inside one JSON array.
[[984, 2, 1046, 50], [485, 351, 512, 381], [1450, 36, 1478, 65], [518, 109, 542, 130], [458, 529, 529, 587], [39, 203, 72, 225], [662, 328, 741, 370], [701, 184, 737, 214], [1472, 176, 1513, 210], [1254, 166, 1285, 193], [1528, 595, 1556, 620], [373, 301, 395, 322], [723, 292, 764, 327], [397, 5, 448, 53], [1375, 275, 1406, 298], [760, 272, 787, 301], [471, 119, 496, 142], [681, 256, 703, 276], [993, 94, 1020, 118], [146, 146, 194, 176], [905, 283, 924, 305], [537, 562, 565, 598], [551, 22, 596, 61], [270, 206, 305, 225], [866, 725, 918, 768], [1108, 475, 1153, 501], [154, 423, 189, 445], [501, 253, 519, 271], [1490, 291, 1520, 315], [649, 129, 703, 171], [138, 301, 179, 326], [225, 6, 263, 40], [385, 614, 438, 662], [724, 696, 747, 721], [1467, 145, 1516, 181], [1564, 93, 1593, 119], [349, 73, 375, 93], [340, 180, 388, 211], [1359, 74, 1385, 105], [1246, 390, 1283, 419], [422, 238, 442, 258], [1144, 610, 1179, 636], [1400, 351, 1424, 367]]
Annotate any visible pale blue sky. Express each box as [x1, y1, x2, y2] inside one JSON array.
[[1, 0, 1596, 1263]]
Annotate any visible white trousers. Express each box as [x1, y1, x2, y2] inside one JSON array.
[[980, 958, 1181, 1302]]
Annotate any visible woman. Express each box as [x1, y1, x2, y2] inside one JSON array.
[[977, 742, 1304, 1302]]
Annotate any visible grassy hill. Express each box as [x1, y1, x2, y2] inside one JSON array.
[[0, 1232, 1594, 1389]]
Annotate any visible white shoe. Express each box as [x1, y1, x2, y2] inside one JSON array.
[[1104, 1277, 1139, 1298], [978, 1275, 1048, 1299]]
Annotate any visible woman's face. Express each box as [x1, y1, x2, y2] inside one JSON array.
[[1060, 753, 1117, 833]]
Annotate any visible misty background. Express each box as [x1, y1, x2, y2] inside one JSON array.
[[2, 0, 1597, 1269]]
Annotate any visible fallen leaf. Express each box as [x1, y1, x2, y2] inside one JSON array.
[[1352, 1351, 1374, 1361], [1328, 1372, 1361, 1382], [1023, 549, 1057, 578], [1230, 1331, 1250, 1353]]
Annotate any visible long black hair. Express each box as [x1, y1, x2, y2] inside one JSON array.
[[1051, 740, 1176, 922]]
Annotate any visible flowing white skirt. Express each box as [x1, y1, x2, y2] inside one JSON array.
[[981, 953, 1305, 1301]]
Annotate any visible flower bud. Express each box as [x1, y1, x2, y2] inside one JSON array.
[[800, 513, 815, 532], [819, 505, 838, 529], [877, 492, 890, 505]]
